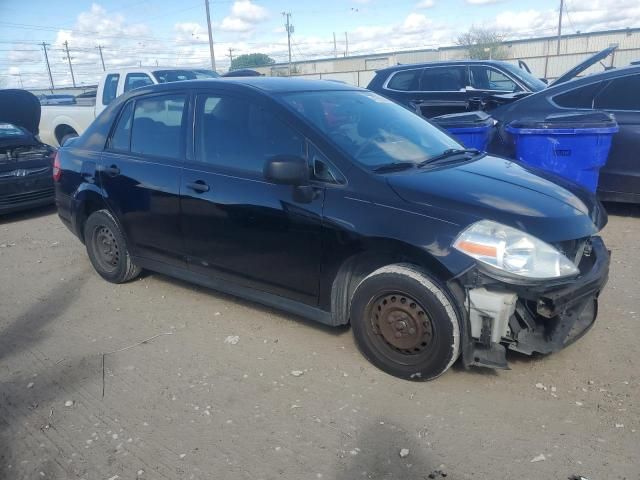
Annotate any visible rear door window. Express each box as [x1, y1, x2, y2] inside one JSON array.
[[195, 93, 305, 175], [130, 95, 186, 159], [420, 66, 466, 92], [594, 75, 640, 111], [124, 73, 154, 93], [386, 69, 422, 91], [102, 74, 120, 106]]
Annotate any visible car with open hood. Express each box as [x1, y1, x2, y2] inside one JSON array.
[[490, 63, 640, 204], [0, 89, 56, 214], [54, 78, 610, 380]]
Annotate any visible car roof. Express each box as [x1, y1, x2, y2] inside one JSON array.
[[375, 60, 511, 74], [544, 63, 640, 93], [129, 77, 363, 95]]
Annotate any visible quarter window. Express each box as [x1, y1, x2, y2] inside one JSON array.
[[110, 101, 134, 151], [130, 95, 186, 159], [594, 75, 640, 111], [195, 94, 304, 175], [123, 73, 154, 93], [420, 66, 466, 92], [387, 69, 422, 91], [102, 74, 119, 106]]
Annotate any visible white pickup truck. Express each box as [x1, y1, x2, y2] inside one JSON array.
[[39, 67, 218, 147]]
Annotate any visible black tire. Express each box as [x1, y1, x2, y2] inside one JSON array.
[[84, 210, 141, 284], [350, 263, 460, 381]]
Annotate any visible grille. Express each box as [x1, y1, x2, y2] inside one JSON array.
[[0, 187, 54, 206]]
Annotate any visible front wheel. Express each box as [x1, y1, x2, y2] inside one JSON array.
[[84, 210, 141, 284], [350, 264, 460, 381]]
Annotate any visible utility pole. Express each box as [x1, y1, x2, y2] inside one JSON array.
[[227, 47, 235, 68], [204, 0, 217, 72], [344, 32, 349, 57], [556, 0, 564, 55], [333, 32, 337, 58], [282, 12, 293, 75], [96, 45, 106, 71], [41, 42, 54, 90], [63, 40, 76, 88]]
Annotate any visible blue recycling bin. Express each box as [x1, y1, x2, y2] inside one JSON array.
[[505, 112, 619, 192], [432, 111, 495, 152]]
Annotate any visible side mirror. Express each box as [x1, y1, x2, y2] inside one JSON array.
[[264, 155, 309, 186]]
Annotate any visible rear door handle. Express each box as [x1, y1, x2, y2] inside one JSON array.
[[103, 164, 120, 176], [186, 180, 210, 193]]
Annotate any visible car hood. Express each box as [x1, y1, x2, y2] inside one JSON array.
[[550, 45, 617, 87], [387, 155, 607, 243], [0, 89, 41, 135]]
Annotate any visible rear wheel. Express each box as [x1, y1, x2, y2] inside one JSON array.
[[84, 210, 141, 283], [350, 264, 460, 381]]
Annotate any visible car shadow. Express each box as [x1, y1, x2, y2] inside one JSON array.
[[602, 201, 640, 218], [333, 419, 448, 479], [0, 268, 95, 478], [148, 272, 349, 337], [0, 204, 56, 225], [0, 268, 89, 363]]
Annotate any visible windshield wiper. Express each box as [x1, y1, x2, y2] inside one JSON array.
[[372, 162, 416, 173], [417, 148, 481, 168]]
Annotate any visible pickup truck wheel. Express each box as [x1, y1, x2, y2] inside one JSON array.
[[350, 264, 460, 381], [59, 132, 78, 147], [84, 210, 141, 283]]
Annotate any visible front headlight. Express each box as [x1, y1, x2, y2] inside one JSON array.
[[453, 220, 579, 280]]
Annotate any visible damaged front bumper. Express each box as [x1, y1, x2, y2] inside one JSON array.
[[455, 236, 610, 370]]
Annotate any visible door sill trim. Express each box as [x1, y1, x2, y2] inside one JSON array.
[[132, 256, 335, 326]]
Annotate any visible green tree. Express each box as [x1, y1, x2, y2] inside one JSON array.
[[456, 27, 507, 60], [230, 53, 276, 71]]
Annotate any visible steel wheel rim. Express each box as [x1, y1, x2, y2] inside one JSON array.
[[92, 225, 120, 273], [365, 292, 436, 363]]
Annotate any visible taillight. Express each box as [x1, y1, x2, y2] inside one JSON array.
[[52, 151, 62, 182]]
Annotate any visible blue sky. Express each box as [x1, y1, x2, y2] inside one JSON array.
[[1, 0, 637, 87]]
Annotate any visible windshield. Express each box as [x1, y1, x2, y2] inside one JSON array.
[[281, 91, 460, 169], [153, 69, 220, 83], [0, 123, 27, 139], [501, 63, 547, 92]]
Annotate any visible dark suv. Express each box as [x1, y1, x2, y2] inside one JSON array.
[[367, 60, 547, 118], [54, 78, 609, 380]]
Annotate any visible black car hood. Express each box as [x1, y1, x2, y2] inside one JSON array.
[[0, 89, 41, 135], [387, 155, 607, 243], [550, 45, 617, 87]]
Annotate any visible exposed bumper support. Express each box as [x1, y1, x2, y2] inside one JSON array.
[[457, 236, 610, 369]]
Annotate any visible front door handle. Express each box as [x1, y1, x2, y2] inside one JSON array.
[[103, 164, 120, 176], [186, 180, 210, 193]]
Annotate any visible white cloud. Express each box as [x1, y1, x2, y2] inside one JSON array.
[[466, 0, 505, 5], [416, 0, 435, 8], [220, 0, 269, 32]]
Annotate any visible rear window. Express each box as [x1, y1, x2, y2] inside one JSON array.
[[102, 74, 119, 106], [594, 75, 640, 111], [153, 69, 219, 83], [387, 69, 422, 91], [553, 82, 602, 109], [130, 95, 186, 159]]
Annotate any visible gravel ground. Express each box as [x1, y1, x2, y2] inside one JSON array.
[[0, 203, 638, 480]]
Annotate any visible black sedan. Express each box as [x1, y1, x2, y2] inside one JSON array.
[[491, 64, 640, 204], [0, 89, 56, 214], [54, 78, 609, 380]]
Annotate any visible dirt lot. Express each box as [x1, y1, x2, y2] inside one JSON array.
[[0, 204, 638, 480]]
